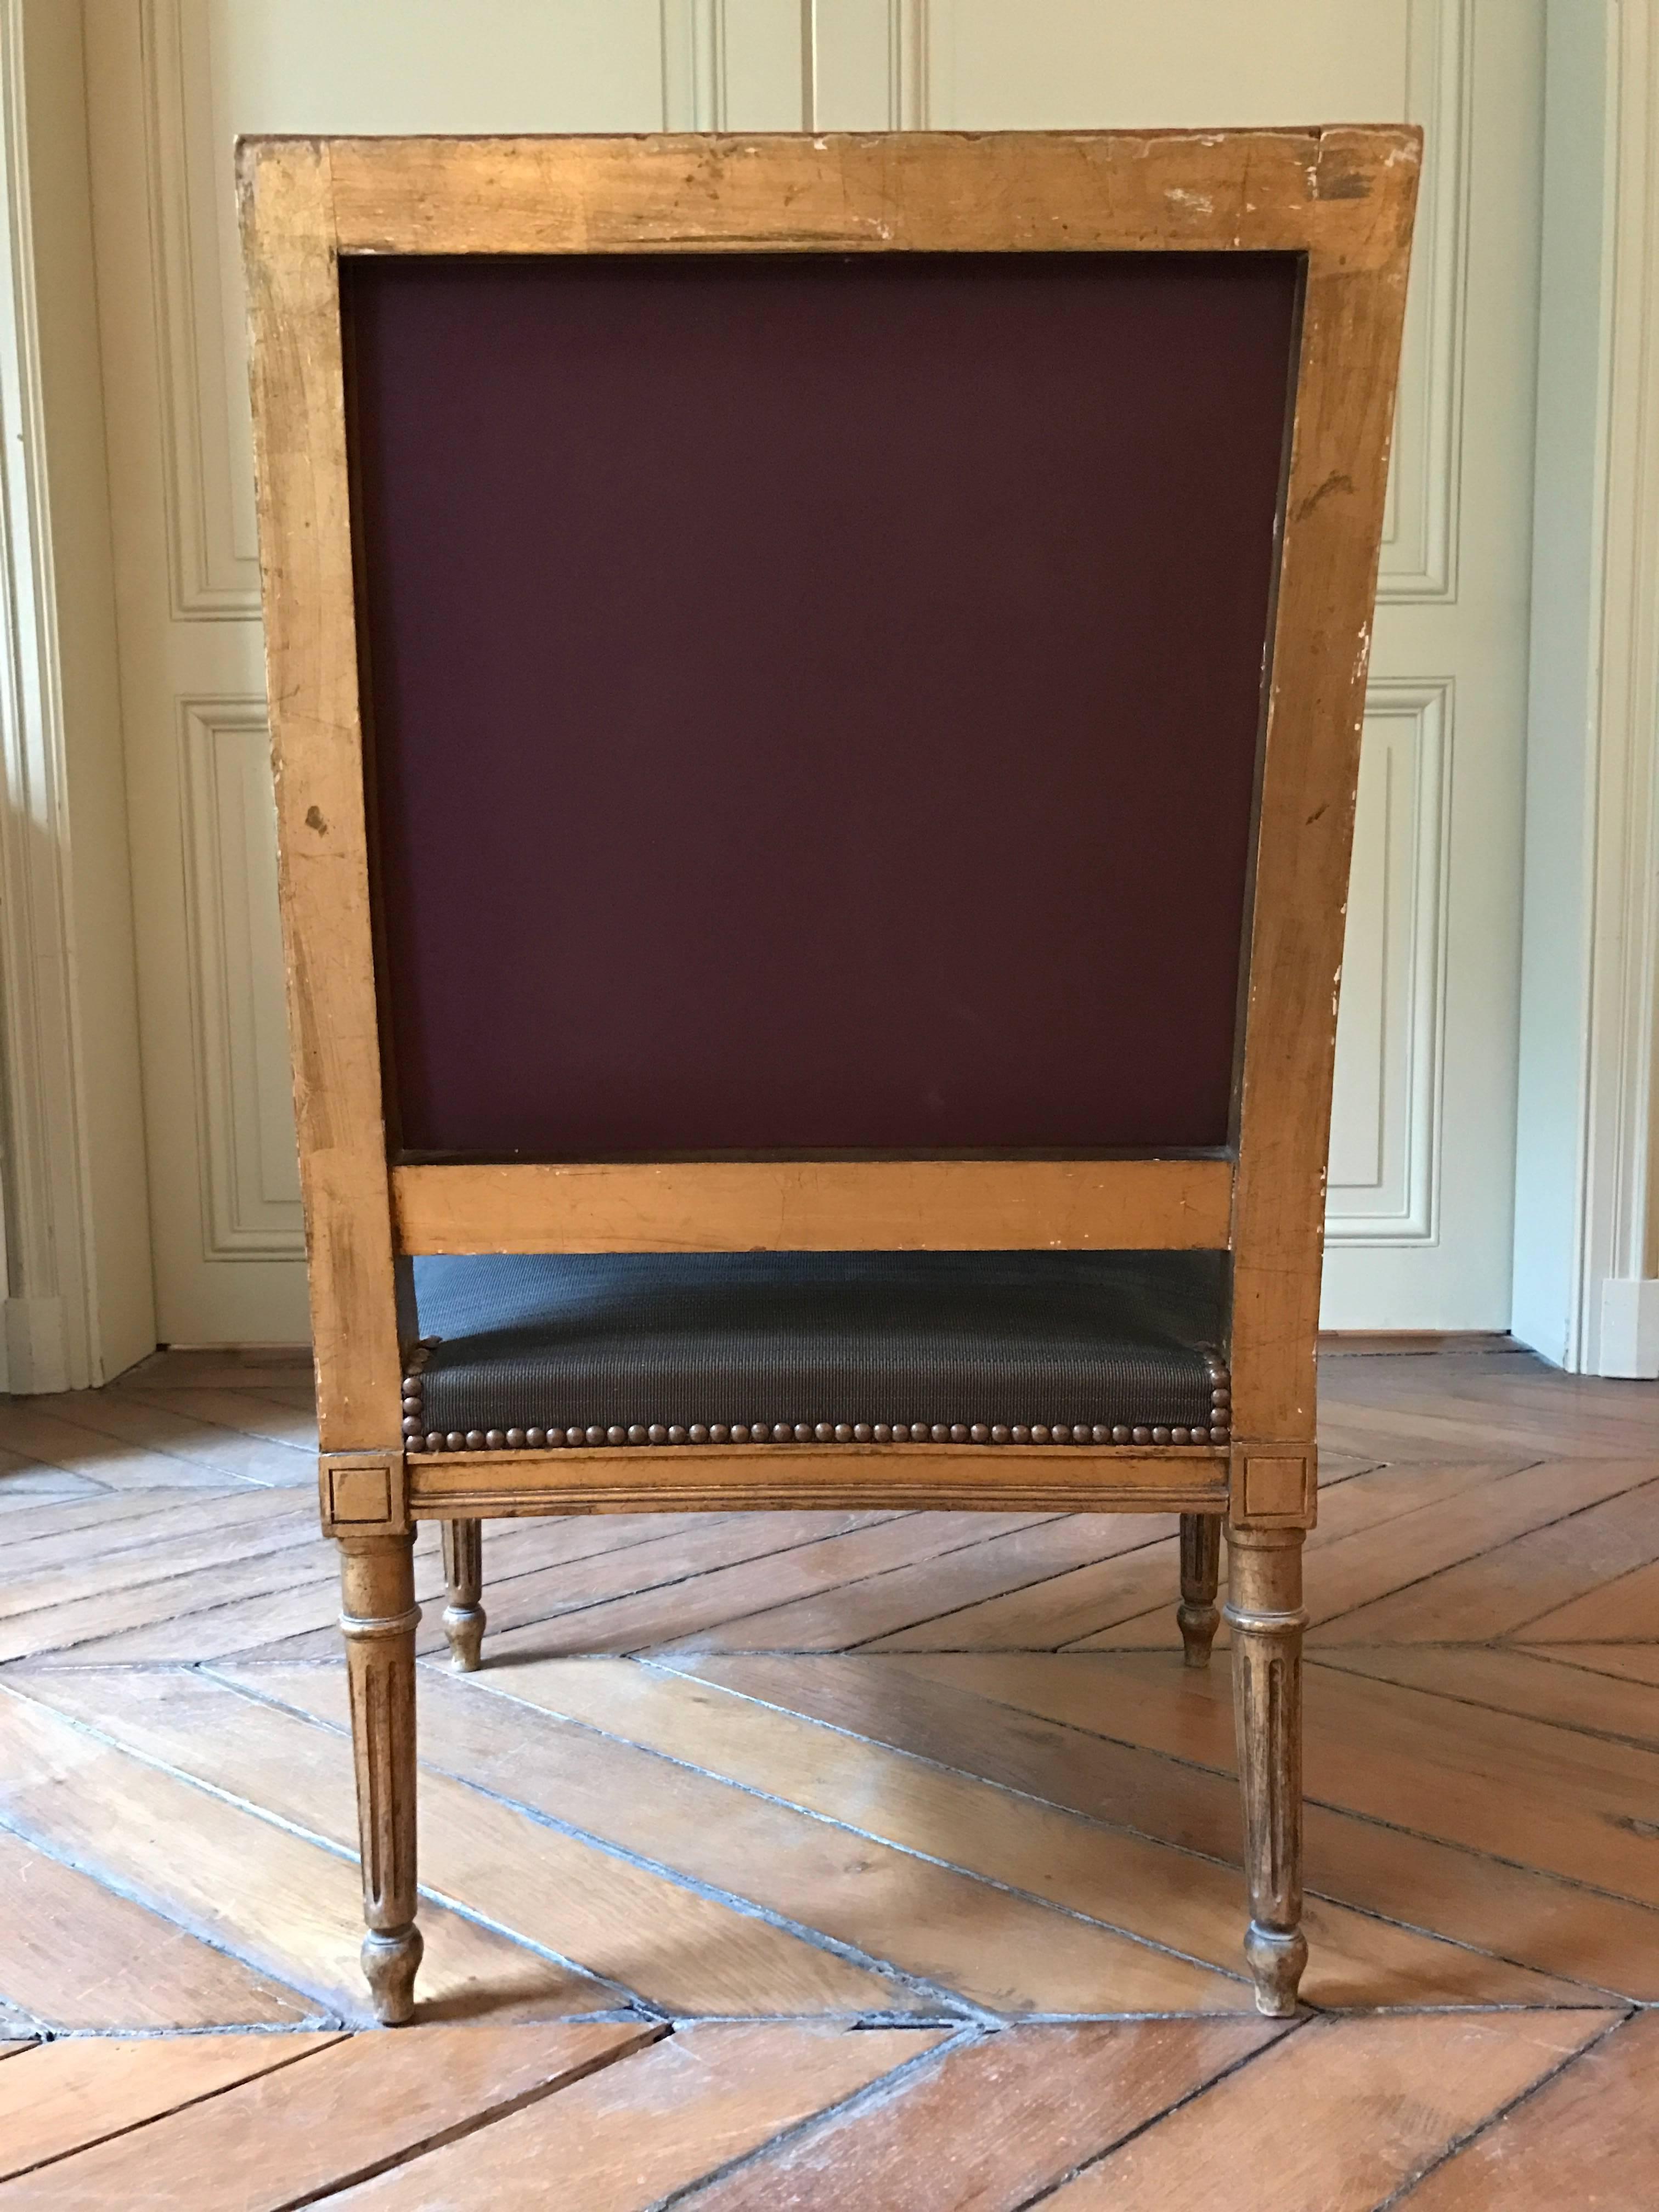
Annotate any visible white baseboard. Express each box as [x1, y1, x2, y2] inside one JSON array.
[[1596, 1279, 1659, 1378], [3, 1295, 67, 1394]]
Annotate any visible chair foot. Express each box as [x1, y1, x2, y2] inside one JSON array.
[[1177, 1511, 1221, 1667], [1177, 1605, 1218, 1667], [441, 1519, 485, 1673], [363, 1923, 424, 2025], [1244, 1921, 1307, 2016]]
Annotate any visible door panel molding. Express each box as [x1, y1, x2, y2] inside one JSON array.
[[177, 697, 305, 1260], [1375, 0, 1473, 600], [140, 0, 259, 619], [1327, 681, 1454, 1248]]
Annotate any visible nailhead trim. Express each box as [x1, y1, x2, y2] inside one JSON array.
[[400, 1339, 1232, 1453]]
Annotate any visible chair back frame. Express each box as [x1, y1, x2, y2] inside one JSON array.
[[239, 127, 1419, 1531]]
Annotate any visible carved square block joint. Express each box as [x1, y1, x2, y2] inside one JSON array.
[[319, 1452, 408, 1537], [1236, 1450, 1315, 1527]]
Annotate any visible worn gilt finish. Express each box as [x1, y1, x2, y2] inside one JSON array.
[[1177, 1511, 1223, 1667], [1224, 1525, 1309, 2017], [242, 127, 1417, 2023], [242, 144, 404, 1459], [338, 1534, 422, 2024], [392, 1156, 1233, 1257], [406, 1446, 1231, 1520]]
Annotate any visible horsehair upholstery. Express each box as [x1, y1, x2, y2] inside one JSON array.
[[406, 1250, 1229, 1452]]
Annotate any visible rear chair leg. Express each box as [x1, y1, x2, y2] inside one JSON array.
[[1225, 1523, 1307, 2017], [441, 1519, 486, 1672], [340, 1532, 422, 2024], [1177, 1511, 1222, 1666]]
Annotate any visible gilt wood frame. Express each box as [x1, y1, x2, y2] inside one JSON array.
[[240, 128, 1419, 1525]]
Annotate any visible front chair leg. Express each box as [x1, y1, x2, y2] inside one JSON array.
[[340, 1532, 423, 2024], [1177, 1512, 1222, 1666], [441, 1519, 486, 1672], [1224, 1523, 1307, 2017]]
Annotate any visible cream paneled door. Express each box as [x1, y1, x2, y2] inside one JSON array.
[[86, 0, 1539, 1341]]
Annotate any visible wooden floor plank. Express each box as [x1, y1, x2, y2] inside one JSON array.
[[38, 1541, 443, 1667], [17, 1669, 930, 2019], [49, 1515, 706, 1669], [1316, 1361, 1659, 1457], [168, 1516, 716, 1670], [227, 1380, 326, 1414], [1397, 2011, 1659, 2208], [1092, 1461, 1588, 1653], [676, 2021, 1284, 2211], [904, 1652, 1659, 1914], [867, 1534, 1180, 1652], [0, 1486, 232, 1549], [718, 1654, 1658, 1998], [662, 1513, 1165, 1654], [0, 2022, 657, 2209], [0, 1471, 105, 1508], [1506, 1552, 1659, 1643], [470, 1654, 1586, 2010], [312, 2024, 946, 2211], [413, 1513, 946, 1663], [1080, 1459, 1659, 1652], [0, 1826, 319, 2030], [0, 2032, 345, 2186], [0, 1543, 349, 1665], [0, 1493, 316, 1628], [216, 1660, 1245, 2017], [1530, 1641, 1659, 1687], [111, 1385, 318, 1454], [245, 1511, 906, 1666], [874, 1461, 1533, 1653], [0, 1395, 310, 1490], [0, 1688, 608, 2025], [476, 1513, 1035, 1665], [114, 1350, 313, 1390], [0, 1402, 241, 1494], [1308, 1476, 1659, 1645], [1318, 1401, 1657, 1462], [471, 1511, 734, 1582], [1319, 1645, 1659, 1752], [0, 1339, 1654, 2193], [1039, 2012, 1616, 2211], [0, 1486, 301, 1583], [1321, 1354, 1655, 1423]]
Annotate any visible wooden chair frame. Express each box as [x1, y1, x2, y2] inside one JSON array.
[[239, 127, 1418, 2025]]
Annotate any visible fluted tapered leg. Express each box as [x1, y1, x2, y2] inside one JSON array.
[[441, 1519, 485, 1672], [340, 1532, 422, 2025], [1177, 1512, 1222, 1666], [1224, 1523, 1307, 2017]]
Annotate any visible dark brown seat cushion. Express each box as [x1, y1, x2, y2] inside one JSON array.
[[406, 1250, 1228, 1452]]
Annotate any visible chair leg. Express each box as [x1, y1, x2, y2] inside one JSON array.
[[1177, 1511, 1221, 1666], [441, 1519, 486, 1673], [1224, 1523, 1307, 2018], [340, 1531, 423, 2025]]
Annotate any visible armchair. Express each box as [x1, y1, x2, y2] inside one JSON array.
[[240, 125, 1418, 2023]]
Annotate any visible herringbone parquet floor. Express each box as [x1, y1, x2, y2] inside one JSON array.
[[0, 1340, 1655, 2205]]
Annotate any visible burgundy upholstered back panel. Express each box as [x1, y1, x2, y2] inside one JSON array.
[[343, 252, 1299, 1158]]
